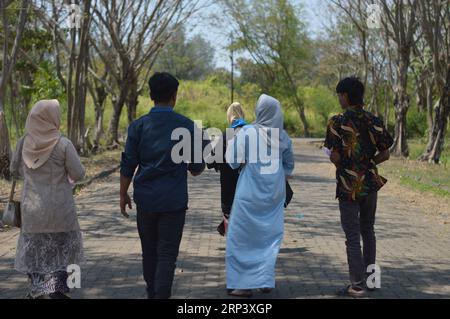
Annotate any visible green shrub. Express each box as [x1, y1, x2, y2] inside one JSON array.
[[407, 109, 428, 139], [303, 85, 340, 128]]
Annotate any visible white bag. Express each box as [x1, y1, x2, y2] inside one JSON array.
[[2, 184, 21, 228]]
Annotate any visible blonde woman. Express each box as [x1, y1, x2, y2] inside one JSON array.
[[207, 102, 247, 236], [10, 100, 85, 299]]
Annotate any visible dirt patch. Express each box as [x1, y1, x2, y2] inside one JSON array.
[[383, 180, 450, 226]]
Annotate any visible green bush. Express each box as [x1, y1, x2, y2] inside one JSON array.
[[407, 109, 428, 139], [304, 86, 340, 126], [8, 78, 442, 144]]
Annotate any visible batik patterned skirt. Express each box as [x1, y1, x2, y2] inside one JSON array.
[[15, 230, 84, 298]]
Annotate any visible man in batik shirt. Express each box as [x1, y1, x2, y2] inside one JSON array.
[[325, 77, 394, 298]]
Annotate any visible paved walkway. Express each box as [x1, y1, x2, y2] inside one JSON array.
[[0, 139, 449, 299]]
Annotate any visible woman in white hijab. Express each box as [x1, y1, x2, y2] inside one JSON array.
[[225, 94, 295, 297], [10, 100, 85, 299]]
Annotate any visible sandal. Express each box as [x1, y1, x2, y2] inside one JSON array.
[[336, 284, 367, 298], [49, 292, 71, 299], [228, 289, 253, 298], [25, 293, 47, 299], [258, 288, 273, 294]]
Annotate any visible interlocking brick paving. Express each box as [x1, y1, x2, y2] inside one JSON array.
[[1, 139, 449, 299]]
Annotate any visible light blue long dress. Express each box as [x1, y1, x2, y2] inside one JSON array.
[[225, 94, 295, 290]]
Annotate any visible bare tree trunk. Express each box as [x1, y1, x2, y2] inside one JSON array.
[[93, 86, 107, 151], [296, 102, 309, 137], [420, 64, 450, 163], [391, 92, 410, 157], [415, 76, 426, 113], [126, 94, 139, 125], [67, 27, 76, 140], [380, 0, 418, 158], [415, 0, 449, 163], [108, 87, 128, 146], [87, 66, 110, 152], [10, 77, 21, 138], [384, 83, 390, 128], [390, 57, 411, 157], [94, 108, 105, 150], [374, 83, 382, 117], [368, 85, 380, 116], [0, 112, 11, 180], [68, 0, 91, 153], [391, 102, 409, 157], [421, 99, 441, 162], [76, 50, 89, 154], [126, 71, 139, 124], [108, 56, 133, 145], [426, 81, 434, 130], [281, 63, 309, 136], [0, 0, 30, 179]]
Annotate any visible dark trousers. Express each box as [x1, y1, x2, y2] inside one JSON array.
[[339, 192, 377, 286], [137, 208, 186, 299]]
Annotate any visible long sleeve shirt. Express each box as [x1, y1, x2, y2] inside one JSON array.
[[121, 107, 208, 213]]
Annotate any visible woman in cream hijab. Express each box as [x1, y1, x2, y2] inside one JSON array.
[[10, 100, 85, 299], [207, 102, 247, 236]]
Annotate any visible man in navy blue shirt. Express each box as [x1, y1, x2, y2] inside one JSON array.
[[120, 72, 207, 299]]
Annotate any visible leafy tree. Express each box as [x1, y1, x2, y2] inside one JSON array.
[[154, 27, 215, 81], [220, 0, 313, 136]]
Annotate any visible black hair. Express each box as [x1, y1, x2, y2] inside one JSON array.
[[336, 76, 365, 106], [149, 72, 180, 103]]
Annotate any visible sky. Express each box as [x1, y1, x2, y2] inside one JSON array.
[[187, 0, 327, 70]]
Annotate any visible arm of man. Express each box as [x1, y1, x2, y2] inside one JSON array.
[[120, 123, 140, 218], [371, 117, 394, 166], [325, 116, 342, 168], [374, 149, 390, 165], [120, 175, 133, 218], [188, 125, 208, 177]]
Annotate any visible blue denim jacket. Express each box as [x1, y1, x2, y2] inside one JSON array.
[[121, 107, 207, 213]]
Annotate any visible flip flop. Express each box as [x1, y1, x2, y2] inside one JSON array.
[[258, 288, 273, 294], [336, 285, 367, 298], [228, 289, 253, 298]]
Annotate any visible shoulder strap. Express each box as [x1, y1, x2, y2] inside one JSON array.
[[9, 136, 26, 201], [16, 136, 25, 171]]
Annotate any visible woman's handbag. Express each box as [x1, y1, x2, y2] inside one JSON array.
[[285, 180, 294, 208], [2, 138, 24, 228], [2, 180, 21, 228], [217, 217, 229, 237]]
